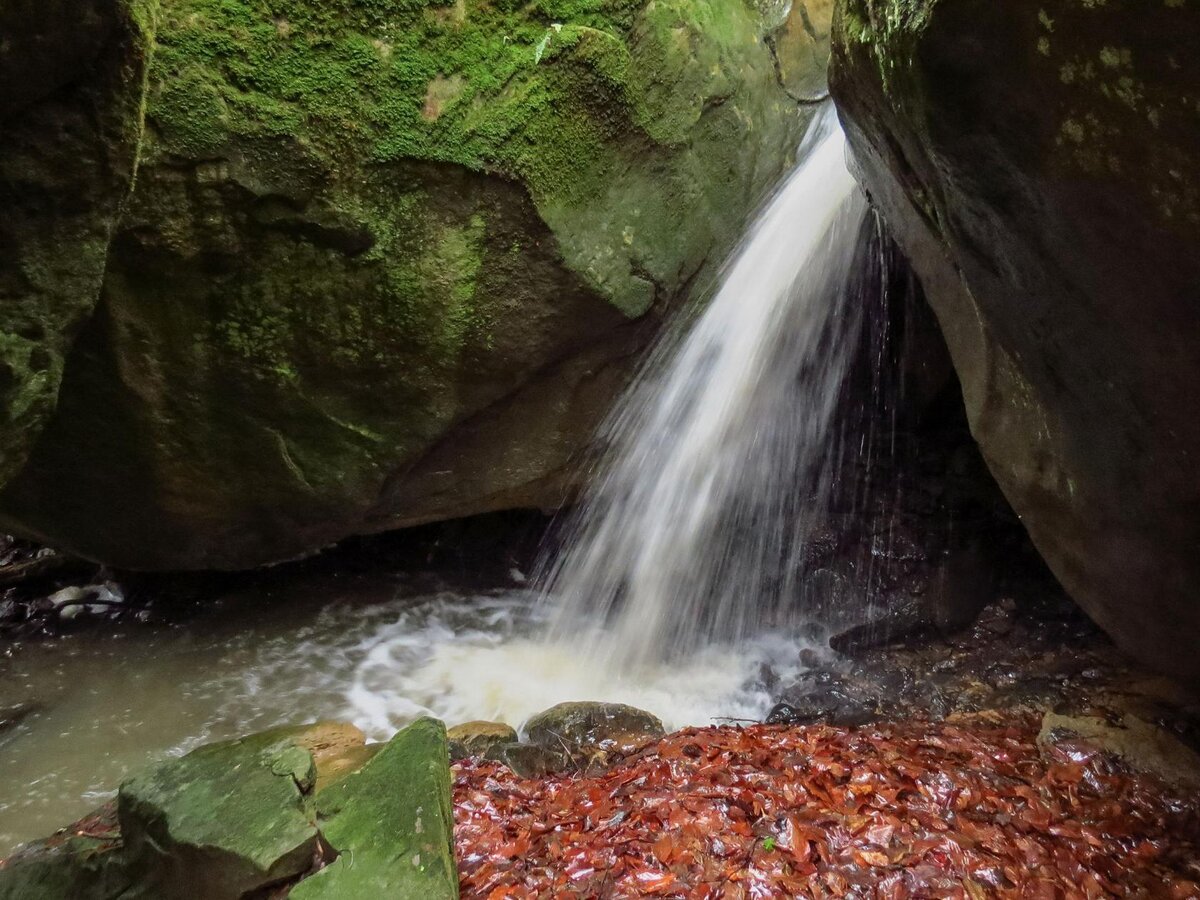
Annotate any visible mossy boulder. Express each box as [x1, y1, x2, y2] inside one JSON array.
[[0, 0, 831, 570], [117, 726, 325, 898], [830, 0, 1200, 684], [0, 805, 129, 900], [0, 720, 451, 899], [290, 718, 457, 899]]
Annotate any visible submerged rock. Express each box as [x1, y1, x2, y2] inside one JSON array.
[[830, 0, 1200, 684], [0, 702, 40, 736], [291, 718, 457, 899], [0, 0, 830, 571]]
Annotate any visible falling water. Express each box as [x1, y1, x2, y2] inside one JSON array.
[[539, 108, 867, 669], [344, 109, 875, 731]]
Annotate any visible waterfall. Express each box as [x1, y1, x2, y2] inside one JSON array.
[[538, 108, 867, 669], [386, 109, 872, 730]]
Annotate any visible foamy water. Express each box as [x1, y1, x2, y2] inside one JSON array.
[[346, 594, 813, 734]]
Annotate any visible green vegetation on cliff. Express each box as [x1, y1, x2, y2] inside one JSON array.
[[0, 0, 820, 569]]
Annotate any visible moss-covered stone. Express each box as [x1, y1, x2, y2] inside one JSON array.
[[0, 805, 129, 900], [0, 0, 156, 487], [0, 0, 829, 569], [0, 720, 436, 899], [116, 725, 323, 898], [290, 718, 458, 899]]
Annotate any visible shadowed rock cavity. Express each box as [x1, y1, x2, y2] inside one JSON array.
[[830, 0, 1200, 684]]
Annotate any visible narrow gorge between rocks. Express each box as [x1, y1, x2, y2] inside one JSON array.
[[2, 1, 1200, 897]]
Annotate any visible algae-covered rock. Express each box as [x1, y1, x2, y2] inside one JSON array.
[[117, 726, 323, 899], [290, 717, 457, 899], [0, 721, 398, 899], [0, 0, 829, 570], [0, 805, 129, 900], [831, 0, 1200, 684]]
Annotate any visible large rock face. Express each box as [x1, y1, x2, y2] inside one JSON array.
[[0, 0, 155, 487], [831, 1, 1200, 683], [0, 0, 832, 570]]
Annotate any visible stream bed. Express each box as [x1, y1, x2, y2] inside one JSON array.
[[0, 570, 806, 855]]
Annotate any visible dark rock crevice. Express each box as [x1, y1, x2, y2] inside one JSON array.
[[830, 0, 1200, 684]]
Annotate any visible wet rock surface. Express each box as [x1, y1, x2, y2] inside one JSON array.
[[290, 718, 457, 900], [448, 722, 519, 762], [524, 702, 666, 769], [830, 0, 1200, 684], [116, 726, 325, 899], [773, 592, 1200, 767]]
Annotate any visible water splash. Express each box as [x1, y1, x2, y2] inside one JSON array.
[[538, 108, 867, 670]]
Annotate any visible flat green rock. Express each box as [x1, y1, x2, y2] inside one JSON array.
[[290, 717, 458, 900], [117, 728, 321, 899]]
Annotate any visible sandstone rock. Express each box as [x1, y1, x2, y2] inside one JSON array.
[[831, 0, 1200, 684], [1038, 712, 1200, 791], [448, 720, 518, 761], [290, 718, 457, 900], [0, 0, 830, 570]]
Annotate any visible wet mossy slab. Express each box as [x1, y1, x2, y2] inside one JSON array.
[[0, 720, 447, 899], [290, 717, 458, 899], [116, 726, 323, 899]]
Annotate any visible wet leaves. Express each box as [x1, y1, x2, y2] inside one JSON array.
[[454, 717, 1200, 898]]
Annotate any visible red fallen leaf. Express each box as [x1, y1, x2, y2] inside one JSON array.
[[853, 848, 890, 867], [633, 867, 677, 893], [652, 834, 675, 865]]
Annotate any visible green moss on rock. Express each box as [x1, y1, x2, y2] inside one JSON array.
[[290, 718, 458, 899], [0, 0, 827, 569]]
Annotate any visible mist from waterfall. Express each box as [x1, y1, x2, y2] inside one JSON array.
[[538, 108, 867, 669]]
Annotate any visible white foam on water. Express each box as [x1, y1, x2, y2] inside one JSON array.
[[339, 591, 812, 735]]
